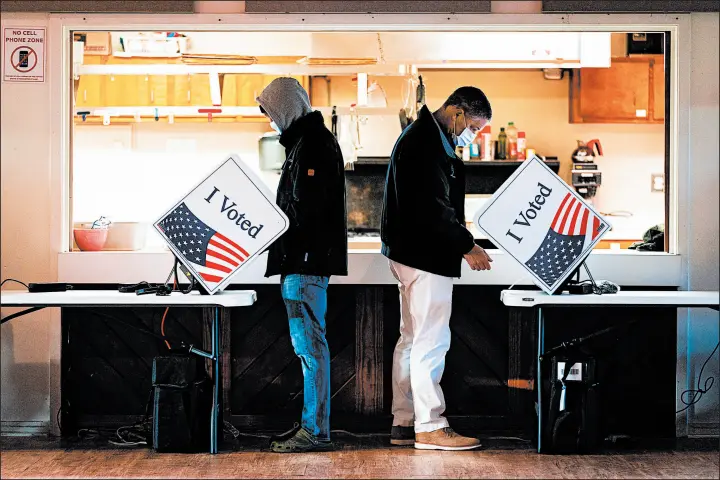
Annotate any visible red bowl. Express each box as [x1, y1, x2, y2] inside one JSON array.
[[73, 228, 109, 251]]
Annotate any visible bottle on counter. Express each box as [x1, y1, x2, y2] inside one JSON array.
[[507, 121, 518, 160], [517, 131, 527, 160], [469, 141, 479, 159], [480, 125, 492, 161], [497, 127, 507, 160]]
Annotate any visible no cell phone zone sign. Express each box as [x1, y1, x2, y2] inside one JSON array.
[[3, 28, 45, 82]]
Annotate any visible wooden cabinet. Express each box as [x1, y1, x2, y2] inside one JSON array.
[[75, 75, 106, 107], [221, 74, 265, 106], [167, 75, 192, 105], [221, 74, 308, 106], [76, 69, 308, 108], [74, 57, 310, 122], [75, 57, 105, 107], [651, 58, 665, 121], [569, 55, 665, 124], [105, 75, 142, 106], [188, 74, 212, 105]]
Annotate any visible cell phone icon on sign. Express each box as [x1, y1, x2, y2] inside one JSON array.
[[19, 50, 29, 68]]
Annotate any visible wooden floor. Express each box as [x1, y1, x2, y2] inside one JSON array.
[[1, 435, 718, 479]]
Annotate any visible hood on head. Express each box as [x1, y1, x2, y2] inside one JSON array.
[[256, 77, 313, 132]]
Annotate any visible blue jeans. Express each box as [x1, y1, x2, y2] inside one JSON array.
[[281, 274, 331, 440]]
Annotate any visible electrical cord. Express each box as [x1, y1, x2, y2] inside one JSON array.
[[220, 426, 386, 440], [70, 416, 532, 446], [331, 430, 389, 438], [109, 422, 150, 447], [120, 259, 193, 350], [108, 389, 153, 447], [160, 306, 172, 350], [575, 279, 621, 295], [576, 263, 620, 295], [160, 277, 178, 350], [221, 424, 530, 442], [504, 265, 620, 295], [676, 341, 719, 414], [56, 407, 62, 436], [506, 276, 531, 291], [223, 420, 269, 439], [0, 278, 29, 289], [91, 309, 187, 347]]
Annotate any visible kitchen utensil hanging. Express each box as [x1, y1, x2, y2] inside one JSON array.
[[349, 104, 363, 152], [400, 74, 418, 126], [331, 106, 338, 138], [416, 75, 426, 112]]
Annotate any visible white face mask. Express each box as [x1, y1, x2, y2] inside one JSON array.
[[452, 111, 475, 147], [270, 121, 281, 134], [455, 128, 476, 147]]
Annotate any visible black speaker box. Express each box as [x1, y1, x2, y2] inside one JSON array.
[[152, 354, 212, 453]]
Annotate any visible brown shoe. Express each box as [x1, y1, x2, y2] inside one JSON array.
[[415, 427, 481, 451]]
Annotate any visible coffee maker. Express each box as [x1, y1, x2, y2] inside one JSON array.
[[571, 139, 603, 204]]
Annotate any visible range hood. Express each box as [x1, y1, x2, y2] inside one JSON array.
[[173, 31, 611, 69]]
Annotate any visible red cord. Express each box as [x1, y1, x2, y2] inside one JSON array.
[[161, 307, 171, 349], [160, 278, 177, 350]]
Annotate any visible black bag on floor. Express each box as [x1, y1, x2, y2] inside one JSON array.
[[152, 354, 212, 453], [539, 352, 601, 454]]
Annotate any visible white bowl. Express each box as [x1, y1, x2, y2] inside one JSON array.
[[104, 222, 149, 251]]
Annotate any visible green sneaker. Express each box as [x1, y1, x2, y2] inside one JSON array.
[[269, 426, 333, 453], [270, 422, 301, 442]]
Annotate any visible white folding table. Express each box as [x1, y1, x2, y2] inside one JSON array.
[[0, 289, 257, 454], [500, 289, 719, 452]]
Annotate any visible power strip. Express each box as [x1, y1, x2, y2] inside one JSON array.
[[28, 283, 72, 293]]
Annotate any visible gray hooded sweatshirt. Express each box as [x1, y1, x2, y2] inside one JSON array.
[[256, 77, 313, 132]]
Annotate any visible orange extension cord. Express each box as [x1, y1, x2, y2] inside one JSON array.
[[160, 278, 177, 349]]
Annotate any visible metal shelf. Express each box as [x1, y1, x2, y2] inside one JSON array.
[[76, 63, 412, 77], [75, 61, 588, 77]]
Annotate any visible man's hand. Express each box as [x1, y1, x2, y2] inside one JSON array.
[[464, 244, 493, 271]]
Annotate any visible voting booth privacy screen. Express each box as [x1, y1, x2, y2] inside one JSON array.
[[474, 156, 610, 294], [154, 155, 289, 295]]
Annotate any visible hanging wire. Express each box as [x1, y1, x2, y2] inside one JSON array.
[[376, 33, 386, 64]]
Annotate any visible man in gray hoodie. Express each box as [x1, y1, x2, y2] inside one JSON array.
[[256, 78, 347, 453]]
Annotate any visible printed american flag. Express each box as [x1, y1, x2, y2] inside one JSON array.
[[525, 193, 607, 289], [157, 203, 249, 287]]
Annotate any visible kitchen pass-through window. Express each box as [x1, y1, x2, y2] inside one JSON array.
[[69, 30, 670, 253]]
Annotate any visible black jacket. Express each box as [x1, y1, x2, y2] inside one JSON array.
[[265, 111, 348, 277], [381, 105, 475, 278]]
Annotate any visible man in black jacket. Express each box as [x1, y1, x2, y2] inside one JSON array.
[[382, 87, 493, 451], [257, 77, 347, 452]]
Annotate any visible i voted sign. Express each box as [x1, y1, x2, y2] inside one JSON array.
[[153, 155, 289, 295], [473, 156, 610, 294]]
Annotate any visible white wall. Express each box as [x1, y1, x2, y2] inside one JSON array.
[[0, 13, 56, 434], [685, 13, 719, 436]]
